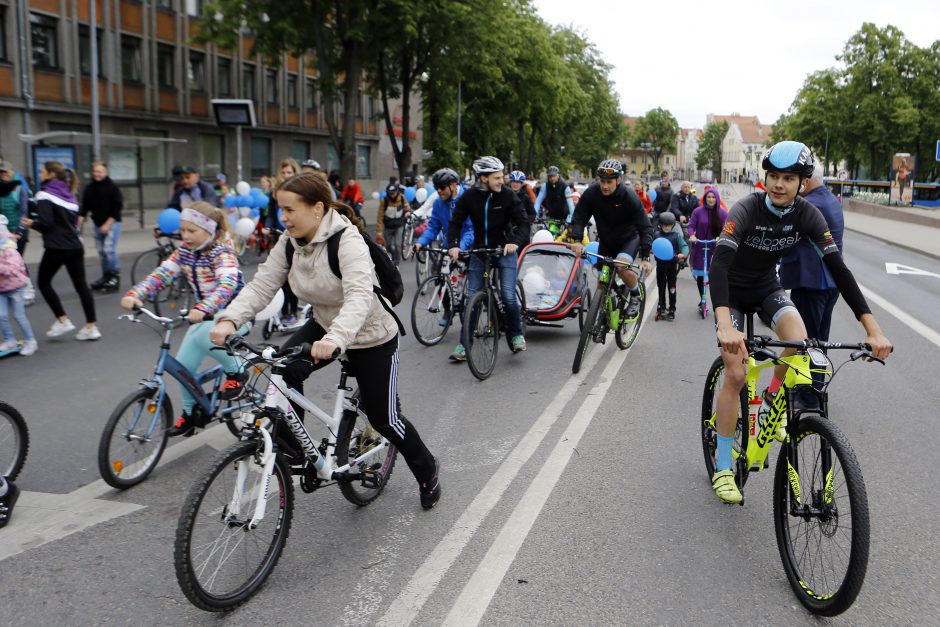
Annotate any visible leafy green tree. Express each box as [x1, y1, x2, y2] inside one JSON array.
[[632, 108, 680, 173], [695, 121, 728, 181]]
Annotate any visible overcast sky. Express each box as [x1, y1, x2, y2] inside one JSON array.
[[532, 0, 940, 129]]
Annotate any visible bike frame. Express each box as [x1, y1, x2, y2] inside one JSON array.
[[586, 253, 645, 333], [696, 239, 716, 317], [230, 353, 390, 528]]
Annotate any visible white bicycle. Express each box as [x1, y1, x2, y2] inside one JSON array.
[[173, 336, 398, 612]]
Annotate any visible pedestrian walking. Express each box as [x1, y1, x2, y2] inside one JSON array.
[[80, 161, 124, 293], [0, 215, 37, 355]]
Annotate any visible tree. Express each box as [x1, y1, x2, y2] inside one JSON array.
[[632, 108, 680, 174], [696, 121, 728, 181]]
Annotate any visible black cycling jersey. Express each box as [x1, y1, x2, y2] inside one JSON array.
[[709, 192, 871, 319], [570, 183, 652, 258]]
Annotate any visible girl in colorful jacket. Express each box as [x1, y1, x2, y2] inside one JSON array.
[[121, 201, 246, 436], [0, 216, 37, 355]]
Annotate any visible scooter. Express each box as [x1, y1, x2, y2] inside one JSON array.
[[0, 341, 22, 358], [695, 239, 717, 318]]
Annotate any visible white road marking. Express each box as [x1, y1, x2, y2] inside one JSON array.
[[379, 290, 655, 626], [0, 424, 236, 562], [884, 262, 940, 279], [859, 283, 940, 349], [442, 308, 650, 626]]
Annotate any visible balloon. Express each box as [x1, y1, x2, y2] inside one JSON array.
[[249, 208, 260, 219], [648, 189, 657, 202], [652, 237, 674, 261], [277, 208, 285, 228], [531, 229, 555, 244], [234, 217, 256, 238], [371, 191, 380, 200], [425, 182, 434, 193], [223, 195, 237, 208], [238, 206, 251, 218], [235, 181, 251, 196], [379, 191, 386, 199], [250, 188, 267, 208], [523, 272, 547, 299], [415, 187, 428, 203], [227, 214, 238, 229], [582, 240, 600, 266], [404, 186, 416, 202], [254, 289, 285, 322], [157, 208, 180, 234]]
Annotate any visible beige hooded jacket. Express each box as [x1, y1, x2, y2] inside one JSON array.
[[218, 209, 398, 353]]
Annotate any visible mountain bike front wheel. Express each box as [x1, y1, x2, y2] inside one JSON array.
[[615, 282, 645, 349], [98, 389, 172, 489], [336, 407, 398, 506], [175, 440, 294, 612], [572, 286, 605, 374], [0, 401, 29, 481], [464, 291, 499, 380], [774, 415, 869, 616], [700, 357, 749, 489]]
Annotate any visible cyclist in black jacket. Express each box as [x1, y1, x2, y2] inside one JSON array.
[[568, 159, 653, 319], [447, 156, 529, 361]]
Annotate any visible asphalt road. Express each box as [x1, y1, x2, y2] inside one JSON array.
[[1, 203, 938, 625]]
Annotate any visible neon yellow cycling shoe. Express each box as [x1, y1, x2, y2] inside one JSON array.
[[711, 470, 743, 505]]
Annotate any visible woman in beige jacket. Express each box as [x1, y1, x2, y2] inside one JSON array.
[[210, 172, 440, 509]]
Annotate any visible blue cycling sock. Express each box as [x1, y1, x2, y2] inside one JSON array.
[[716, 434, 735, 472]]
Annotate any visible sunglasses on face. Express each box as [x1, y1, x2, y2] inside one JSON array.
[[597, 168, 620, 178]]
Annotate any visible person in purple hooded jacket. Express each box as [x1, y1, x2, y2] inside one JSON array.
[[21, 161, 100, 340], [686, 187, 727, 307]]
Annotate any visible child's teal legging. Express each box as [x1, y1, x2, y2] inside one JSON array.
[[176, 321, 246, 414]]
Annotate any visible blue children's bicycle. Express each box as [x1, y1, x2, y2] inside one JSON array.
[[97, 306, 262, 489], [694, 238, 717, 318]]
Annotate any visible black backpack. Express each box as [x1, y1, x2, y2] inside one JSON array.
[[285, 228, 406, 335]]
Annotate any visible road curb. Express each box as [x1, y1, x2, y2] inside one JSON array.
[[844, 225, 940, 262]]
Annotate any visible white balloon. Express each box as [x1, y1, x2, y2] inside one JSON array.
[[238, 206, 251, 218], [531, 229, 555, 244], [415, 187, 428, 203], [234, 217, 256, 238], [371, 191, 380, 200], [235, 181, 251, 196], [254, 289, 285, 321]]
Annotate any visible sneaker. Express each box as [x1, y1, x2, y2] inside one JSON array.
[[625, 295, 641, 319], [666, 310, 675, 321], [655, 307, 666, 320], [47, 319, 76, 337], [419, 458, 441, 510], [75, 325, 102, 341], [219, 371, 248, 400], [0, 479, 21, 529], [449, 344, 466, 362], [19, 339, 38, 356], [23, 284, 36, 306], [281, 314, 298, 327], [439, 316, 450, 327], [168, 413, 196, 438], [711, 469, 743, 505], [511, 335, 527, 353], [90, 275, 109, 290], [0, 339, 18, 352], [100, 275, 120, 293]]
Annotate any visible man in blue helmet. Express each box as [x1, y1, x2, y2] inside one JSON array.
[[708, 141, 892, 505]]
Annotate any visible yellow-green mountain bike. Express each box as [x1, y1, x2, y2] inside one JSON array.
[[700, 313, 888, 616]]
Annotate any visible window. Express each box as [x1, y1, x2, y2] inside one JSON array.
[[356, 145, 371, 178], [265, 69, 278, 105], [30, 13, 58, 69], [121, 35, 142, 83], [356, 94, 362, 119], [0, 8, 8, 61], [135, 129, 167, 179], [157, 44, 175, 88], [187, 50, 205, 92], [368, 97, 376, 120], [327, 144, 339, 173], [79, 25, 104, 77], [286, 75, 297, 108], [305, 79, 317, 111], [242, 64, 255, 100], [216, 57, 231, 96], [197, 134, 223, 177], [185, 0, 200, 16], [250, 137, 271, 178], [157, 0, 174, 9], [291, 140, 308, 163]]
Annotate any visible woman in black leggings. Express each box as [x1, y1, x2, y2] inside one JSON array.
[[22, 161, 100, 340]]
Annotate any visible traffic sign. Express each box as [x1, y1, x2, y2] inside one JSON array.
[[935, 139, 940, 161]]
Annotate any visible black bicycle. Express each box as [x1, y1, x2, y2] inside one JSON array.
[[411, 249, 469, 346], [130, 230, 191, 316], [462, 248, 527, 381]]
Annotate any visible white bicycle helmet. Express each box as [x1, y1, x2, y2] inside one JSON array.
[[472, 156, 504, 176]]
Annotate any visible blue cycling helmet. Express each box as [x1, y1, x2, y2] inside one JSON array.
[[509, 170, 526, 183], [762, 141, 815, 178]]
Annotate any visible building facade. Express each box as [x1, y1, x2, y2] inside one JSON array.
[[0, 0, 417, 210], [707, 114, 771, 185], [615, 116, 674, 183]]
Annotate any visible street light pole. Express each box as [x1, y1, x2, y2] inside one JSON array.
[[824, 128, 829, 177], [456, 80, 462, 160], [90, 0, 101, 160]]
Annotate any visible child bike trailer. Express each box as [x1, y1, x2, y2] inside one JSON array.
[[517, 242, 590, 329]]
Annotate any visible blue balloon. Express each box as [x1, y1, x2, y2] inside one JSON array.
[[583, 240, 600, 266], [425, 182, 434, 193], [379, 191, 386, 199], [223, 195, 237, 208], [157, 208, 180, 234], [249, 208, 260, 219], [648, 189, 657, 202], [404, 186, 416, 202], [277, 208, 285, 228], [652, 237, 674, 261]]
